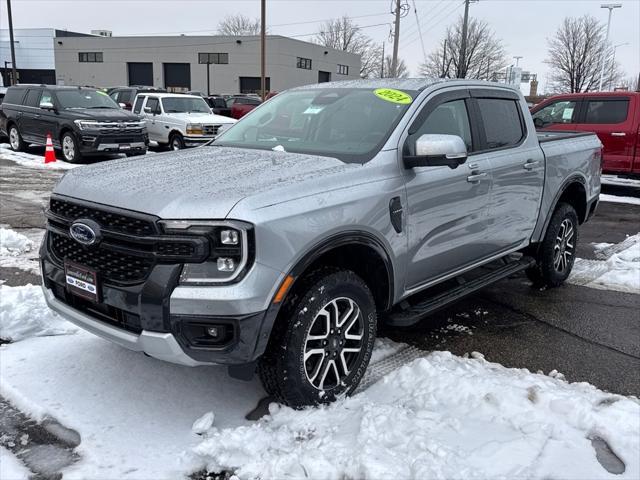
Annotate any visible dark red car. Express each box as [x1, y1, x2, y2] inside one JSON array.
[[531, 91, 640, 176], [228, 96, 261, 119]]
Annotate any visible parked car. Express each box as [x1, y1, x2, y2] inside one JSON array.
[[203, 96, 232, 117], [228, 95, 261, 119], [0, 85, 148, 162], [134, 92, 236, 149], [40, 79, 601, 406], [531, 91, 639, 177], [108, 86, 166, 110]]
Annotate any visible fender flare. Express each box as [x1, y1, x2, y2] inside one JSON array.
[[535, 174, 588, 243]]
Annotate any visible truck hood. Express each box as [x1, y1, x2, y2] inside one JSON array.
[[64, 108, 141, 121], [166, 112, 236, 124], [54, 146, 358, 219]]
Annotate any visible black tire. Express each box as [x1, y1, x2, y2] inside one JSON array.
[[258, 268, 377, 408], [8, 124, 25, 152], [526, 202, 579, 288], [169, 133, 185, 150], [61, 132, 83, 163]]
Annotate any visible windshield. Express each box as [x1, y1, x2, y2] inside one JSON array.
[[161, 97, 211, 113], [56, 90, 120, 109], [213, 87, 415, 162]]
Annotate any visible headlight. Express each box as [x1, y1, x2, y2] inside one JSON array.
[[159, 220, 253, 285], [74, 120, 101, 130], [186, 123, 203, 135]]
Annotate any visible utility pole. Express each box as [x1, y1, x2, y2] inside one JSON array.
[[458, 0, 478, 79], [380, 42, 385, 78], [391, 0, 401, 78], [6, 0, 18, 86], [260, 0, 266, 100], [598, 3, 621, 92], [441, 39, 447, 78]]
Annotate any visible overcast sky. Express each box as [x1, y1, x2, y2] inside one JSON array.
[[2, 0, 639, 93]]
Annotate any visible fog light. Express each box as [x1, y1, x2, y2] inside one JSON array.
[[207, 326, 220, 338], [221, 229, 239, 245], [217, 257, 235, 271]]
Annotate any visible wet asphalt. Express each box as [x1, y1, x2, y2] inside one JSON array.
[[1, 151, 639, 400]]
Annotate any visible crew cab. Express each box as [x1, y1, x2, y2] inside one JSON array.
[[228, 95, 261, 119], [0, 85, 148, 162], [133, 93, 236, 150], [531, 91, 639, 177], [40, 79, 601, 407]]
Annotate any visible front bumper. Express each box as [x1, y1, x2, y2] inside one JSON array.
[[77, 131, 149, 155], [183, 135, 215, 148]]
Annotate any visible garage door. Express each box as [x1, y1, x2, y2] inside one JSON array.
[[239, 77, 271, 94], [163, 63, 191, 92], [128, 63, 153, 86]]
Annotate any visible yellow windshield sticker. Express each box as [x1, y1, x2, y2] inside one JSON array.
[[96, 90, 108, 96], [374, 88, 412, 104]]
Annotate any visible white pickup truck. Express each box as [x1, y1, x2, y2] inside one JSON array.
[[133, 93, 236, 150]]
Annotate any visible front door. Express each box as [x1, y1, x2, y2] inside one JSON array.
[[403, 91, 494, 290], [36, 90, 59, 145], [142, 97, 165, 143], [471, 92, 545, 250]]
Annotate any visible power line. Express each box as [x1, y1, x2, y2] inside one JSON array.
[[402, 0, 458, 45], [411, 0, 427, 64], [403, 0, 463, 49]]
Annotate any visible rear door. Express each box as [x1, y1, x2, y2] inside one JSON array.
[[471, 89, 545, 251], [20, 89, 43, 143], [575, 96, 634, 173], [403, 89, 494, 289]]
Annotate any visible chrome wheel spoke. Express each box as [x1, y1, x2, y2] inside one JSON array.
[[304, 348, 325, 362]]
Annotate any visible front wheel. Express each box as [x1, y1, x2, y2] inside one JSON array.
[[169, 133, 185, 150], [258, 269, 377, 408], [526, 202, 579, 288], [61, 132, 83, 163]]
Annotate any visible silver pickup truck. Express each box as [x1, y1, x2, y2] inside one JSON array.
[[40, 79, 601, 407]]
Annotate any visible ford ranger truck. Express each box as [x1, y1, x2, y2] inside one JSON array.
[[40, 79, 602, 407]]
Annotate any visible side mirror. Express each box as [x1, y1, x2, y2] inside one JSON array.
[[533, 117, 545, 128], [404, 134, 468, 169], [119, 102, 127, 109], [143, 106, 152, 114], [40, 102, 55, 111]]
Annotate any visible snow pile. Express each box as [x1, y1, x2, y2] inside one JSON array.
[[0, 228, 34, 257], [570, 233, 640, 293], [194, 352, 639, 480], [599, 194, 640, 206], [0, 447, 31, 480], [0, 144, 80, 170], [601, 175, 640, 188], [0, 285, 76, 342]]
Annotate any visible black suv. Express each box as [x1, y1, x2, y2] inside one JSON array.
[[0, 85, 148, 163], [108, 86, 166, 110]]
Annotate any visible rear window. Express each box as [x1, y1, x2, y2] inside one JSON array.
[[3, 88, 25, 104], [23, 89, 42, 108], [584, 99, 629, 124], [477, 98, 524, 149]]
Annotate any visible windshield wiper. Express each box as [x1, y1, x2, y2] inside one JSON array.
[[87, 106, 116, 109]]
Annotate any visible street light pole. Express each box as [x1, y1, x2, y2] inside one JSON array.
[[608, 42, 628, 90], [260, 0, 266, 100], [6, 0, 18, 86], [598, 3, 622, 92]]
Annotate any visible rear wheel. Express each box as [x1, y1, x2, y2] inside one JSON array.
[[61, 132, 83, 163], [258, 269, 377, 407], [526, 202, 579, 288], [8, 125, 25, 152]]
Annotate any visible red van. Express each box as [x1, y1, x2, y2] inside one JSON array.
[[531, 92, 640, 176]]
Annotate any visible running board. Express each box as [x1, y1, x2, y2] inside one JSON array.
[[385, 257, 535, 327]]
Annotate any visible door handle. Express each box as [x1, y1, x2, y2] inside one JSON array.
[[467, 172, 487, 183], [611, 132, 626, 137], [34, 114, 41, 118], [523, 159, 540, 170], [468, 162, 479, 169]]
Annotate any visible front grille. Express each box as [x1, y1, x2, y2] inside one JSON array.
[[50, 198, 156, 236], [99, 135, 143, 143], [50, 232, 154, 283], [203, 125, 221, 136]]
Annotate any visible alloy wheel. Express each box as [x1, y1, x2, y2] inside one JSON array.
[[62, 136, 75, 161], [553, 218, 575, 273], [303, 297, 364, 391], [9, 128, 20, 150]]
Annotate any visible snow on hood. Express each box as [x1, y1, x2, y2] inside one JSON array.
[[54, 147, 358, 219], [166, 112, 236, 124]]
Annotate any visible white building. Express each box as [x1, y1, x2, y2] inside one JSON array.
[[53, 34, 361, 94]]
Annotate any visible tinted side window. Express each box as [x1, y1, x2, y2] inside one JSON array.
[[532, 100, 578, 127], [145, 97, 160, 114], [23, 89, 42, 108], [133, 96, 145, 113], [413, 99, 473, 152], [584, 99, 629, 124], [3, 88, 26, 104], [477, 98, 524, 149]]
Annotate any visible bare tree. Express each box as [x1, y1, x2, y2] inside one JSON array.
[[217, 14, 261, 36], [546, 15, 624, 93], [315, 16, 382, 78], [419, 16, 507, 79], [382, 55, 409, 78]]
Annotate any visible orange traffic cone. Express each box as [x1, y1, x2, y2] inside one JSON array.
[[44, 134, 56, 163]]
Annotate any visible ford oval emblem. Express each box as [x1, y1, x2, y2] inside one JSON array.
[[70, 221, 98, 246]]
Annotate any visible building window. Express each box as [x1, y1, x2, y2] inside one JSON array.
[[79, 52, 103, 63], [198, 53, 229, 64], [296, 57, 312, 70], [337, 64, 349, 75]]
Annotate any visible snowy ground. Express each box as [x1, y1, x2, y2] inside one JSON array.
[[0, 144, 81, 170]]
